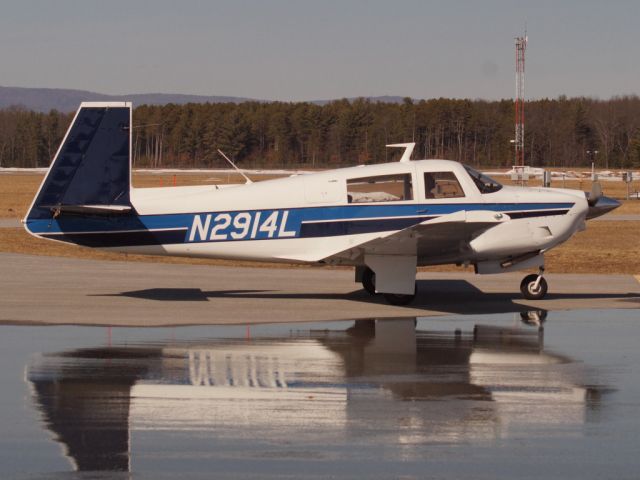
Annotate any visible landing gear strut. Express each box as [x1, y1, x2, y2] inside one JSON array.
[[361, 267, 376, 295], [520, 267, 548, 300]]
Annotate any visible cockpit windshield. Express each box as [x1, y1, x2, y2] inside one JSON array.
[[463, 165, 503, 194]]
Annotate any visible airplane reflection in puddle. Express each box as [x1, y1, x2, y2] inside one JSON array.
[[26, 315, 602, 472]]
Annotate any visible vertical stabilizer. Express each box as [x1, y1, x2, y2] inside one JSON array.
[[24, 102, 132, 223]]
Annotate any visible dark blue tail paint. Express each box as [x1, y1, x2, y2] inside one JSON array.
[[26, 104, 131, 221]]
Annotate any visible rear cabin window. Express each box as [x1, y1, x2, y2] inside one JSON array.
[[424, 171, 465, 199], [347, 174, 413, 203]]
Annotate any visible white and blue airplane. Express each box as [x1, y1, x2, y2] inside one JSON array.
[[23, 102, 620, 305]]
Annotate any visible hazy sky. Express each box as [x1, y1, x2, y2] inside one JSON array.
[[1, 0, 638, 101]]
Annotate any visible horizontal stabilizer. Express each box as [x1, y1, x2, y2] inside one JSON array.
[[48, 204, 133, 216]]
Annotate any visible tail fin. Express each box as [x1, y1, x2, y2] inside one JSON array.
[[25, 102, 132, 224]]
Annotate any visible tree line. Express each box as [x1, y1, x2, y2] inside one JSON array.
[[1, 96, 639, 170]]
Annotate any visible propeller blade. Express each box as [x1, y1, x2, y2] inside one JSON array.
[[587, 181, 602, 207]]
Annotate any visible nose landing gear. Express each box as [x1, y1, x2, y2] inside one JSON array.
[[520, 267, 548, 300]]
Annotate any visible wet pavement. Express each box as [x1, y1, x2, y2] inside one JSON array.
[[1, 310, 639, 478]]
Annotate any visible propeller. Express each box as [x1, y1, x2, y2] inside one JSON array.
[[585, 180, 621, 219]]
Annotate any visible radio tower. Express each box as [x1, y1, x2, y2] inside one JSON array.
[[514, 32, 527, 167]]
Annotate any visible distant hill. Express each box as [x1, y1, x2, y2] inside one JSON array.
[[0, 86, 257, 112], [311, 95, 409, 105], [0, 86, 410, 112]]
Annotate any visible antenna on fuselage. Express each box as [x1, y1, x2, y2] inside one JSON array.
[[386, 143, 415, 163], [217, 149, 253, 184]]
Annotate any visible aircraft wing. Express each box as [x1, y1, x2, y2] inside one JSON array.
[[277, 210, 509, 263]]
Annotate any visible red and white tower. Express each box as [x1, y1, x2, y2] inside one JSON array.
[[514, 33, 527, 167]]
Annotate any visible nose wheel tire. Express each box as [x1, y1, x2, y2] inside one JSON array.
[[362, 267, 377, 295], [520, 274, 548, 300]]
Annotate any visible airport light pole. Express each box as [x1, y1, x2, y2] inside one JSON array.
[[587, 150, 599, 181]]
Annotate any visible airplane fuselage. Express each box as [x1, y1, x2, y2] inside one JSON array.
[[27, 160, 588, 267]]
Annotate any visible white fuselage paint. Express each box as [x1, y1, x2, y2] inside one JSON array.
[[108, 159, 589, 269]]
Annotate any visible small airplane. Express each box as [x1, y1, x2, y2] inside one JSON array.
[[23, 102, 620, 305]]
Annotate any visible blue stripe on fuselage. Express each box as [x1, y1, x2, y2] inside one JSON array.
[[27, 202, 574, 247]]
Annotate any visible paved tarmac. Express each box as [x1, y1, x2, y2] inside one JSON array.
[[592, 214, 640, 221], [0, 219, 21, 228], [1, 252, 638, 326]]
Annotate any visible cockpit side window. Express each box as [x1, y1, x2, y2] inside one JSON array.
[[464, 165, 503, 194], [424, 171, 465, 199], [347, 174, 413, 203]]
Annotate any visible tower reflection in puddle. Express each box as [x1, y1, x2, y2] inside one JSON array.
[[26, 315, 602, 472]]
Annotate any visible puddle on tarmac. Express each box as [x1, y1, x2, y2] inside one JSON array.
[[1, 309, 639, 479]]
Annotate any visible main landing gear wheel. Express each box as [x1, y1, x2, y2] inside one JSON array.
[[383, 292, 416, 306], [362, 267, 377, 295], [383, 284, 417, 306], [520, 273, 548, 300], [360, 266, 417, 305]]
